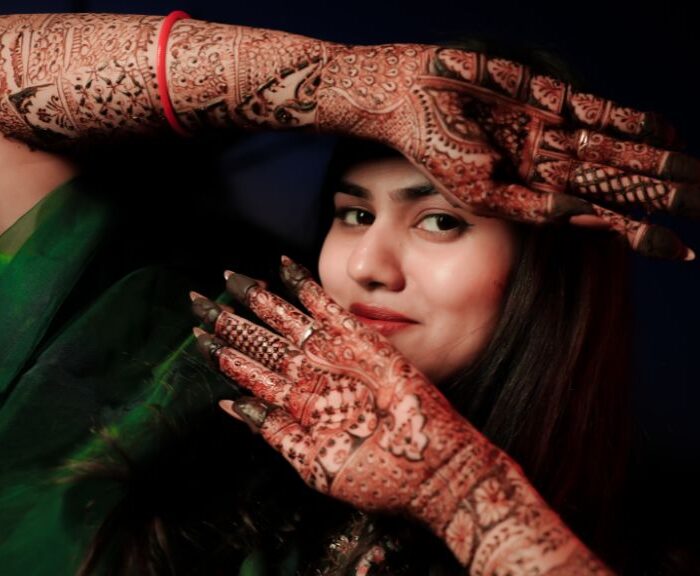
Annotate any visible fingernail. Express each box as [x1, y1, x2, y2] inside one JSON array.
[[231, 397, 270, 429], [638, 225, 687, 261], [225, 269, 268, 289], [191, 295, 223, 325], [189, 290, 206, 302], [684, 247, 696, 262], [220, 400, 261, 434], [279, 256, 311, 291], [225, 272, 260, 304], [219, 399, 245, 421]]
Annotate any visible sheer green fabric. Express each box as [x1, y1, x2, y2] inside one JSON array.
[[0, 176, 295, 574]]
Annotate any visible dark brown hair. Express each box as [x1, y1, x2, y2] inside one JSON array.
[[307, 137, 634, 572]]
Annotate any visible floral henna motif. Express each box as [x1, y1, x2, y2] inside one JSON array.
[[1, 14, 696, 258], [167, 20, 327, 132], [216, 32, 694, 255], [194, 259, 615, 573], [376, 394, 428, 461], [0, 14, 167, 145]]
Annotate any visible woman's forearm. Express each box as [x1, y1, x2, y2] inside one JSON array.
[[0, 14, 163, 146], [0, 13, 334, 147], [412, 435, 615, 574]]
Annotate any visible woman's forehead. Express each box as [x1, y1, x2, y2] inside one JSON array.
[[336, 157, 505, 220], [338, 157, 443, 201]]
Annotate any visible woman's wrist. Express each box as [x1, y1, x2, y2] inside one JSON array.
[[411, 426, 614, 573], [165, 19, 333, 134]]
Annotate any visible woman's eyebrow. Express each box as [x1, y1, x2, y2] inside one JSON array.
[[390, 183, 437, 201], [336, 181, 437, 201], [336, 180, 370, 198]]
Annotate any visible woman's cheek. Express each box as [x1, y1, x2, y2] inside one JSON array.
[[419, 248, 509, 317]]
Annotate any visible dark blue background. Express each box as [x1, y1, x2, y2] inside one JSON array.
[[4, 0, 699, 457]]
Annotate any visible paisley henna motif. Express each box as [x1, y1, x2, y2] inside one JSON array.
[[0, 14, 696, 259], [192, 259, 614, 573]]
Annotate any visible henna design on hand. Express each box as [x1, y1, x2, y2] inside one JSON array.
[[191, 258, 615, 573], [1, 14, 696, 259]]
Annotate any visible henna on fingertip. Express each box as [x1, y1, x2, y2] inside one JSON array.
[[220, 399, 262, 434], [278, 256, 356, 326], [279, 255, 313, 293], [638, 225, 695, 261], [190, 291, 224, 326], [637, 110, 679, 148], [664, 153, 700, 183], [225, 270, 262, 305]]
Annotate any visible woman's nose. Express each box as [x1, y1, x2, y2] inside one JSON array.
[[346, 222, 405, 291]]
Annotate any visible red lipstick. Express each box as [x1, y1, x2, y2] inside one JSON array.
[[349, 303, 418, 336]]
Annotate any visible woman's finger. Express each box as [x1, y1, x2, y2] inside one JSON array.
[[224, 397, 330, 492], [193, 328, 295, 408], [520, 142, 700, 219], [455, 181, 694, 261], [522, 128, 700, 213], [565, 162, 700, 219], [278, 257, 361, 335], [568, 129, 700, 182], [191, 293, 305, 373], [455, 180, 597, 225], [225, 270, 316, 346], [573, 202, 695, 261], [435, 49, 678, 146]]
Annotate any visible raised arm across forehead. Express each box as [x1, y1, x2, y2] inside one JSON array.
[[0, 13, 696, 259]]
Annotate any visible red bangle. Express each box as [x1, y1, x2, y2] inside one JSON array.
[[157, 10, 191, 137]]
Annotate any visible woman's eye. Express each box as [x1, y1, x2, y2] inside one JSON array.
[[336, 207, 375, 226], [416, 213, 466, 233]]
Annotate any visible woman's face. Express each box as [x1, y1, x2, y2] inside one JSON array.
[[318, 156, 518, 384]]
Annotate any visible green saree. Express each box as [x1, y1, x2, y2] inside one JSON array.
[[0, 176, 217, 572]]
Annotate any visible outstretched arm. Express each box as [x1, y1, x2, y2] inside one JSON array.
[[1, 13, 696, 259]]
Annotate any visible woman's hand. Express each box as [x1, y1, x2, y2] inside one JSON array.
[[208, 29, 698, 261], [191, 257, 613, 573], [1, 15, 696, 260], [192, 256, 474, 513]]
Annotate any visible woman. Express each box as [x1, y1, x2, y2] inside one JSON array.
[[186, 138, 634, 574], [0, 12, 697, 575]]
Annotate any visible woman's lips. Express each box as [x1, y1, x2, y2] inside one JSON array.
[[349, 303, 418, 336]]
